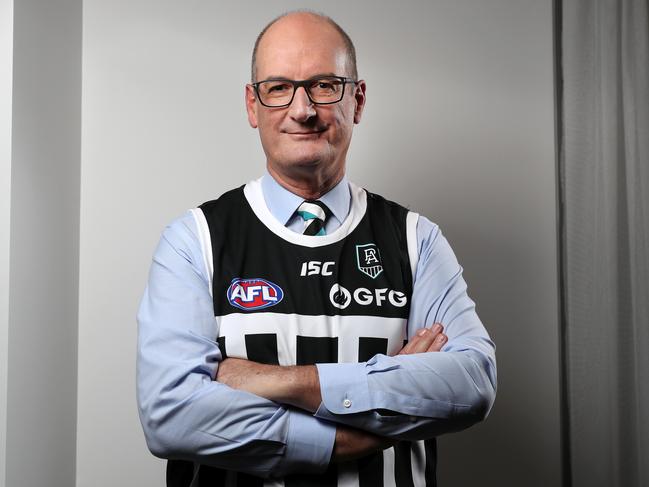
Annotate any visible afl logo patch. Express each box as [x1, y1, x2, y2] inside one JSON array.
[[227, 278, 284, 311]]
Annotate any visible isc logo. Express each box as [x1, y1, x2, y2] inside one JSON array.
[[300, 261, 335, 276], [227, 278, 284, 310]]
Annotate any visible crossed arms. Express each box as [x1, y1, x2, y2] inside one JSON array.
[[216, 324, 449, 462], [136, 210, 497, 477]]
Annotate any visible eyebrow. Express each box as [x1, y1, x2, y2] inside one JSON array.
[[260, 72, 339, 81]]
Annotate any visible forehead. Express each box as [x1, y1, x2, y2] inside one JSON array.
[[256, 15, 349, 79]]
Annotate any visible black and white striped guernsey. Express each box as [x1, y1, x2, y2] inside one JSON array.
[[167, 178, 437, 487]]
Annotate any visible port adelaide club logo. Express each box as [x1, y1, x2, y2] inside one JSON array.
[[227, 278, 283, 311], [356, 243, 383, 279]]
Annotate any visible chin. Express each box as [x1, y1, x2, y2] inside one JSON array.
[[295, 155, 326, 166], [282, 149, 330, 168]]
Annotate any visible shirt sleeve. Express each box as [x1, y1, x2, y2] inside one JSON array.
[[314, 215, 497, 440], [136, 210, 336, 478]]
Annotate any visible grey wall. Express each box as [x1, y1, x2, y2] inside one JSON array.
[[3, 1, 82, 486], [78, 1, 560, 486], [347, 2, 561, 485]]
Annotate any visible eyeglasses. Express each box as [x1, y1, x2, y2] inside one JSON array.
[[251, 76, 357, 108]]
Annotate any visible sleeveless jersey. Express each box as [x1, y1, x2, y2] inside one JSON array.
[[167, 179, 437, 487]]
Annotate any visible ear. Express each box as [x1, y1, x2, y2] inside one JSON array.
[[352, 80, 367, 124], [245, 84, 258, 128]]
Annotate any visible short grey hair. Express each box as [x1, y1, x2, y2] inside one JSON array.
[[250, 10, 358, 82]]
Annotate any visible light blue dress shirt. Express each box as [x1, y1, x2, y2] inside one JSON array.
[[136, 173, 497, 478]]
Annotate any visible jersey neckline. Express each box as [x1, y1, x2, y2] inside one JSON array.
[[243, 177, 368, 248]]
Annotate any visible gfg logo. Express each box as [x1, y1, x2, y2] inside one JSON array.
[[329, 283, 408, 310], [227, 278, 284, 311]]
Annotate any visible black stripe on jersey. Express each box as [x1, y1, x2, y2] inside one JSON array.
[[197, 465, 228, 486], [166, 461, 229, 487], [166, 462, 266, 487], [285, 463, 337, 487], [234, 472, 264, 487], [358, 451, 384, 487], [394, 442, 415, 487], [166, 460, 196, 487], [424, 439, 437, 486], [217, 336, 228, 359], [358, 337, 388, 362], [244, 334, 280, 364], [296, 336, 338, 364]]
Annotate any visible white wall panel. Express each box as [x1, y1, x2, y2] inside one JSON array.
[[0, 0, 14, 484]]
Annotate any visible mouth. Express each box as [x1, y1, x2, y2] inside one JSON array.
[[284, 128, 327, 137]]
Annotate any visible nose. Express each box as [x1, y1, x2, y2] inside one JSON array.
[[288, 86, 316, 122]]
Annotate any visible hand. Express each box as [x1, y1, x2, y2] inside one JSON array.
[[332, 425, 396, 462], [398, 323, 447, 355]]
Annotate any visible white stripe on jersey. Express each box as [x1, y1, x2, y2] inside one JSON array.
[[406, 211, 420, 284], [411, 440, 427, 487], [191, 208, 214, 296], [338, 461, 360, 486], [217, 312, 408, 364], [383, 447, 396, 486]]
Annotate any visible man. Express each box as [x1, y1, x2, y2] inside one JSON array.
[[137, 10, 496, 487]]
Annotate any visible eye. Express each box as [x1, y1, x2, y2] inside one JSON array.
[[310, 79, 342, 94], [267, 83, 290, 93]]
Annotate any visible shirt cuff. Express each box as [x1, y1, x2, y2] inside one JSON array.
[[315, 362, 372, 415], [279, 409, 336, 475]]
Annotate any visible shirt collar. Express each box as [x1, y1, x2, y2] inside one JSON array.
[[261, 170, 351, 226]]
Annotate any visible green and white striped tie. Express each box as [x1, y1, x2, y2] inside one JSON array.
[[297, 200, 331, 236]]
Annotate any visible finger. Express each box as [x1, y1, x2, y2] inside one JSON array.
[[398, 324, 442, 354], [397, 336, 415, 355], [410, 324, 443, 353], [398, 331, 419, 354], [398, 323, 444, 355], [426, 332, 447, 352], [397, 328, 428, 355]]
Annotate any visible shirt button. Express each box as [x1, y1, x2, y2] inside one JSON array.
[[343, 399, 352, 408]]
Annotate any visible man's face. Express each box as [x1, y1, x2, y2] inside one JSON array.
[[245, 15, 366, 186]]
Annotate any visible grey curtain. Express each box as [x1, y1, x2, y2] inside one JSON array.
[[560, 1, 649, 486]]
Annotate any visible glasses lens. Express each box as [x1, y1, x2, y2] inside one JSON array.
[[308, 77, 344, 103], [257, 80, 294, 106]]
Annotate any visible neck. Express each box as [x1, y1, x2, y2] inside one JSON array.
[[267, 164, 344, 200]]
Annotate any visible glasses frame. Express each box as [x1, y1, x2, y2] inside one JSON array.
[[251, 75, 358, 108]]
